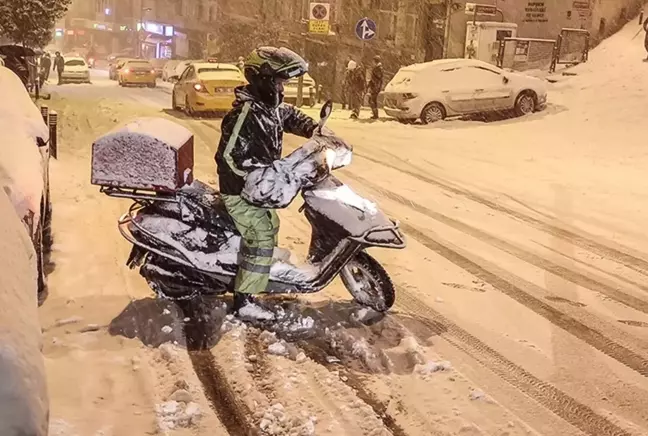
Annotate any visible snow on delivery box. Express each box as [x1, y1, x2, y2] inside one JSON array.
[[91, 117, 194, 191]]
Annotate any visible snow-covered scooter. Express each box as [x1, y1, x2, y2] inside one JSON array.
[[92, 102, 406, 312]]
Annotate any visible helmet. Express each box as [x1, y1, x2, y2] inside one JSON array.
[[244, 47, 308, 106]]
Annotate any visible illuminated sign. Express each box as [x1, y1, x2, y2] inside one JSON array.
[[55, 29, 64, 37]]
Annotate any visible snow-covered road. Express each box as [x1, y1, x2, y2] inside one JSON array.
[[40, 20, 648, 436]]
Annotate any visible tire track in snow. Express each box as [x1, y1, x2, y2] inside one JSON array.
[[349, 173, 648, 377], [394, 290, 634, 436], [349, 151, 648, 278], [347, 173, 648, 316]]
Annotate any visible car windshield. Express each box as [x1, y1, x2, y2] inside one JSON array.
[[65, 60, 85, 66]]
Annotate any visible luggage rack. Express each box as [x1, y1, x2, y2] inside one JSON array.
[[100, 186, 179, 203]]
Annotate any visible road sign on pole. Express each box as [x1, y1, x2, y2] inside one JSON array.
[[308, 2, 330, 34], [355, 17, 377, 41], [465, 3, 497, 16]]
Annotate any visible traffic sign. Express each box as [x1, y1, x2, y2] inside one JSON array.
[[465, 3, 498, 16], [308, 2, 330, 34], [355, 17, 377, 41]]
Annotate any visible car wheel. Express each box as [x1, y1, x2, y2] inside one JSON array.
[[514, 91, 536, 117], [185, 98, 194, 117], [420, 102, 446, 124]]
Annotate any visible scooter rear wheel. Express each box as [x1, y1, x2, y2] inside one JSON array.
[[341, 252, 395, 312]]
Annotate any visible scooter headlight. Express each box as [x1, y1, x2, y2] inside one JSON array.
[[324, 148, 336, 171]]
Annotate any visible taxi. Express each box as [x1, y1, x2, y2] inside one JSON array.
[[171, 60, 245, 116], [118, 59, 157, 87]]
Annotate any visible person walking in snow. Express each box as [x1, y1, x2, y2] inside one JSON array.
[[347, 60, 365, 119], [215, 47, 320, 321], [368, 55, 384, 120], [341, 56, 353, 110], [53, 52, 65, 85], [40, 53, 51, 83]]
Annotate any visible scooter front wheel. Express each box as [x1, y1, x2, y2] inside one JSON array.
[[341, 252, 395, 312]]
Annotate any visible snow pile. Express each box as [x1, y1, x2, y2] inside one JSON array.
[[415, 360, 452, 375], [310, 185, 378, 215], [257, 403, 317, 435], [155, 400, 202, 431], [91, 117, 193, 191]]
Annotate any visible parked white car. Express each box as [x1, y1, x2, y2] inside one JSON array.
[[60, 56, 91, 84], [162, 60, 181, 81], [382, 58, 548, 124], [0, 65, 53, 301]]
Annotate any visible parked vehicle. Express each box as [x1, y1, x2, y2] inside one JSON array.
[[162, 60, 181, 81], [109, 57, 134, 80], [382, 58, 548, 124], [172, 59, 203, 81], [171, 62, 244, 115], [0, 65, 55, 303], [118, 59, 157, 87], [92, 103, 405, 312], [284, 73, 316, 107], [60, 56, 91, 84], [149, 58, 167, 78]]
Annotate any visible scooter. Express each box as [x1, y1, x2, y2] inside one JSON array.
[[96, 103, 406, 312]]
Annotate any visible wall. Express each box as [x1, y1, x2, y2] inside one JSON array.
[[445, 0, 645, 59]]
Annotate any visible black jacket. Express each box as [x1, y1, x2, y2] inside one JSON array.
[[368, 63, 384, 94], [215, 86, 318, 196], [53, 56, 64, 72]]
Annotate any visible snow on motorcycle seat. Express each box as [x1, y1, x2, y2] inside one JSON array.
[[91, 117, 193, 192]]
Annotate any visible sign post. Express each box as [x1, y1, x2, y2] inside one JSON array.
[[308, 2, 331, 34], [465, 2, 499, 24]]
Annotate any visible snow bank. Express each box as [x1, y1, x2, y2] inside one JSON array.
[[0, 190, 48, 436], [91, 117, 194, 191]]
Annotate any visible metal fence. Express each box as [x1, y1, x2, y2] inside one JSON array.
[[497, 37, 557, 72]]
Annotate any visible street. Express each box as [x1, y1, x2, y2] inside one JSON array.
[[42, 22, 648, 436]]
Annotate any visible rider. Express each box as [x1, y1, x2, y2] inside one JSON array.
[[215, 47, 319, 320]]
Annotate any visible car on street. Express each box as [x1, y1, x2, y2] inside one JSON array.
[[0, 65, 53, 302], [109, 57, 135, 80], [60, 56, 91, 84], [382, 58, 548, 124], [283, 73, 316, 107], [162, 59, 181, 81], [149, 58, 167, 78], [171, 62, 244, 116], [118, 59, 157, 87]]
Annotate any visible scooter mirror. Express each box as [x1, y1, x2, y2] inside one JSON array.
[[320, 100, 333, 122]]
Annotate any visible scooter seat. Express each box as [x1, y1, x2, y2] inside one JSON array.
[[178, 181, 238, 235]]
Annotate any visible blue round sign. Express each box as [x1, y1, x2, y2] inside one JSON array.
[[355, 18, 377, 41]]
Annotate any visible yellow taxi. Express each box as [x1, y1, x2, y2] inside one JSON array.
[[171, 61, 245, 116], [118, 59, 157, 88]]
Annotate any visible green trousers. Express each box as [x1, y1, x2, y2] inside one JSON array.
[[222, 194, 279, 295]]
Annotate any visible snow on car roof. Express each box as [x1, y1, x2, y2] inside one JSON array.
[[192, 62, 239, 71], [64, 56, 86, 61], [0, 66, 48, 141], [402, 58, 491, 72]]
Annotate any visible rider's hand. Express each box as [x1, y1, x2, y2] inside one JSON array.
[[316, 126, 335, 137]]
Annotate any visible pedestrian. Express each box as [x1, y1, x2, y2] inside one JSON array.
[[237, 56, 245, 71], [53, 52, 65, 85], [347, 60, 365, 119], [341, 56, 353, 110], [644, 17, 648, 61], [40, 53, 51, 83], [368, 55, 384, 120]]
